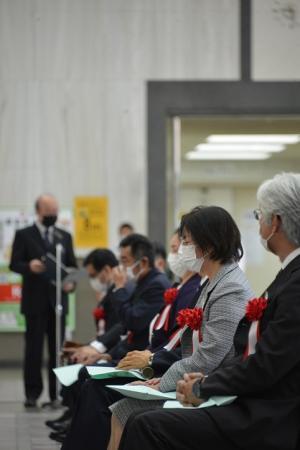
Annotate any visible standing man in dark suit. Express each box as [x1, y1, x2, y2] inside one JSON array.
[[9, 194, 77, 408]]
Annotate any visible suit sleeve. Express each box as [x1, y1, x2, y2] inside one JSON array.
[[96, 322, 125, 350], [9, 230, 31, 275], [151, 347, 182, 377], [113, 282, 165, 333], [65, 234, 77, 268], [201, 276, 300, 398]]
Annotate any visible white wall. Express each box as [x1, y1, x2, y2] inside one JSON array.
[[253, 0, 300, 80], [0, 0, 239, 247]]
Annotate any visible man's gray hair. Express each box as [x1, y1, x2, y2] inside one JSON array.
[[257, 172, 300, 246]]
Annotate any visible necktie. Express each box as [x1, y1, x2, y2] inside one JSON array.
[[44, 228, 51, 250]]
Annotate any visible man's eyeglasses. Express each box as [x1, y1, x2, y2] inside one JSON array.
[[253, 209, 262, 221]]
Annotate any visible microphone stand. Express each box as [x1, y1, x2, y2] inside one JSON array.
[[55, 243, 63, 401]]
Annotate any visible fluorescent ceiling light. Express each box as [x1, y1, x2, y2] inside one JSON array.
[[207, 134, 300, 144], [186, 151, 270, 160], [194, 143, 284, 152]]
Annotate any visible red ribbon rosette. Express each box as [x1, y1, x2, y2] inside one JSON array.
[[245, 298, 268, 322], [93, 307, 106, 321], [163, 287, 179, 305], [243, 297, 268, 360], [176, 307, 203, 331]]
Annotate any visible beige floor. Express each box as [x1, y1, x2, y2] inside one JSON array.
[[0, 368, 62, 450]]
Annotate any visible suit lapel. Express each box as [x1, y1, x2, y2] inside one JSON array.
[[206, 262, 239, 294], [31, 224, 47, 250], [260, 255, 300, 329], [264, 255, 300, 301]]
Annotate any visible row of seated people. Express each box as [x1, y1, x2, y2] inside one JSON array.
[[47, 229, 201, 442], [51, 171, 300, 450]]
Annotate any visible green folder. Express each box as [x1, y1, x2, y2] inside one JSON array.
[[86, 366, 146, 380]]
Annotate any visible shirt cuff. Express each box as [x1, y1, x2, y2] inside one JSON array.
[[90, 340, 107, 354]]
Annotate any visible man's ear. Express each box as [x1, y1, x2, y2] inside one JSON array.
[[140, 256, 149, 268], [272, 214, 282, 233]]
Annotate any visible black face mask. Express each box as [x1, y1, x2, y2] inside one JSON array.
[[42, 215, 57, 228]]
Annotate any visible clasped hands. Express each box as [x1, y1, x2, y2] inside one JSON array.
[[176, 372, 206, 407]]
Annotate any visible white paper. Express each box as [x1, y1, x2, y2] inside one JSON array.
[[53, 364, 83, 386], [163, 395, 237, 409], [107, 384, 177, 401]]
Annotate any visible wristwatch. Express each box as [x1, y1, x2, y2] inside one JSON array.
[[192, 379, 202, 399], [141, 353, 155, 379]]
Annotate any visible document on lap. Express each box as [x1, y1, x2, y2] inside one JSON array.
[[53, 364, 84, 386], [163, 395, 237, 409], [107, 384, 177, 401], [86, 366, 146, 380]]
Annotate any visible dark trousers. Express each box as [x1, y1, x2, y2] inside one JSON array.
[[24, 305, 65, 401], [119, 408, 240, 450], [62, 377, 132, 450]]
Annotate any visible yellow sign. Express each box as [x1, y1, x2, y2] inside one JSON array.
[[74, 197, 108, 248]]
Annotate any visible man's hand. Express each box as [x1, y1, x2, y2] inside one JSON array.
[[176, 372, 206, 407], [62, 345, 111, 365], [29, 259, 45, 273], [62, 282, 75, 293], [112, 266, 128, 290], [117, 350, 152, 370]]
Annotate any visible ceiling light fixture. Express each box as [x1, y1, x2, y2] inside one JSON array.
[[207, 134, 300, 144], [186, 151, 270, 160], [194, 143, 285, 152]]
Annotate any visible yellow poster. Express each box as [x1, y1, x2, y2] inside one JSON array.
[[74, 197, 108, 248]]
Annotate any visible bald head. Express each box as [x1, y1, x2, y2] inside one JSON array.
[[35, 194, 59, 227]]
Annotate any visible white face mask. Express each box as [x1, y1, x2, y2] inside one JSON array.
[[126, 260, 141, 281], [167, 252, 186, 278], [90, 277, 107, 294], [260, 231, 274, 252], [179, 243, 205, 273]]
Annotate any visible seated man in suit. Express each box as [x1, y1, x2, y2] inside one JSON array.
[[9, 194, 77, 408], [119, 172, 300, 450], [64, 248, 128, 364]]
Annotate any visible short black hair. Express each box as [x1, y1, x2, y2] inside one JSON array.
[[179, 206, 243, 263], [119, 233, 154, 267], [119, 222, 134, 232], [83, 249, 118, 272], [152, 241, 167, 261]]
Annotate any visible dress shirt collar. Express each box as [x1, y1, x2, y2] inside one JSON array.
[[35, 220, 54, 239], [281, 248, 300, 270]]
